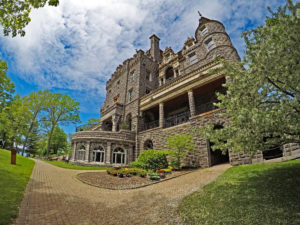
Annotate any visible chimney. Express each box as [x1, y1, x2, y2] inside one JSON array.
[[149, 34, 161, 62]]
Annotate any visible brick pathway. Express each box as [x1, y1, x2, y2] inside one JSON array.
[[15, 160, 230, 225]]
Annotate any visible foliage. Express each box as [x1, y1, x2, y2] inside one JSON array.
[[149, 172, 160, 180], [0, 95, 32, 148], [87, 118, 100, 125], [0, 0, 59, 37], [166, 134, 195, 169], [131, 149, 169, 171], [42, 92, 80, 156], [120, 121, 129, 130], [179, 159, 300, 225], [0, 149, 35, 225], [0, 60, 15, 112], [106, 167, 147, 178], [26, 124, 40, 156], [199, 1, 300, 154], [49, 126, 67, 155], [42, 159, 108, 170]]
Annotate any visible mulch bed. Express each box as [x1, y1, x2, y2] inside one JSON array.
[[76, 170, 194, 190]]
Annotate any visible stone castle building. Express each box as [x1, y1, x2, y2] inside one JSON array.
[[70, 16, 300, 167]]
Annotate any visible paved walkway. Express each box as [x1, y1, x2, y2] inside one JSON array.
[[16, 160, 230, 225]]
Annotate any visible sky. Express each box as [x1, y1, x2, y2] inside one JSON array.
[[0, 0, 286, 134]]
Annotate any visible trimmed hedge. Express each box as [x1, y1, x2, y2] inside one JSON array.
[[131, 149, 169, 171]]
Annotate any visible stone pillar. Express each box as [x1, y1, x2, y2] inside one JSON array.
[[188, 90, 196, 117], [159, 102, 164, 128], [71, 142, 76, 161], [163, 76, 166, 85], [85, 141, 90, 162], [106, 142, 111, 164], [112, 115, 120, 132]]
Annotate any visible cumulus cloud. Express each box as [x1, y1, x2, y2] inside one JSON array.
[[0, 0, 285, 114]]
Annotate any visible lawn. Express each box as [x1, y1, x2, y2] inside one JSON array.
[[41, 159, 108, 170], [0, 149, 35, 225], [179, 159, 300, 225]]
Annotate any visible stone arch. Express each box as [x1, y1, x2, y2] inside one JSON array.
[[165, 67, 174, 81], [144, 139, 153, 150]]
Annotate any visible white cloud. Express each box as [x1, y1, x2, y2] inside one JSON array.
[[0, 0, 285, 113]]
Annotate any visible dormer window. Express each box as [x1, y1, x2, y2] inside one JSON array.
[[200, 25, 208, 35], [189, 52, 198, 65], [116, 80, 120, 88], [165, 54, 170, 62], [129, 71, 134, 81], [205, 38, 216, 51]]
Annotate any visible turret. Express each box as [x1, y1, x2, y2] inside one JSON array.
[[149, 34, 161, 63]]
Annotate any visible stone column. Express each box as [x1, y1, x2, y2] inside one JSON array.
[[112, 115, 120, 132], [85, 141, 90, 162], [159, 102, 164, 128], [188, 90, 196, 117], [106, 142, 111, 164], [71, 142, 76, 161]]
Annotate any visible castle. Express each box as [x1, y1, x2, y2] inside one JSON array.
[[70, 15, 300, 167]]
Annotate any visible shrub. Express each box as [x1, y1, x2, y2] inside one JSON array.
[[131, 149, 169, 171], [149, 172, 160, 181], [138, 169, 147, 177]]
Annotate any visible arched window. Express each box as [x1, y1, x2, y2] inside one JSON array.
[[112, 147, 126, 164], [144, 139, 153, 150], [126, 113, 132, 131], [92, 146, 105, 163], [165, 67, 174, 82], [77, 146, 85, 161]]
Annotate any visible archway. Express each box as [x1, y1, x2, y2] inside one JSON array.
[[144, 139, 153, 150], [209, 125, 229, 166], [165, 67, 174, 82]]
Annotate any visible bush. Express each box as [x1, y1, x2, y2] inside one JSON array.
[[131, 149, 169, 171]]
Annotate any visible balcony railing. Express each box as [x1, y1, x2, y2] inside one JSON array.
[[143, 120, 159, 131], [195, 102, 217, 115], [165, 111, 190, 128]]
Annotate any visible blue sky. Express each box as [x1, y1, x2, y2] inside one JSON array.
[[0, 0, 286, 134]]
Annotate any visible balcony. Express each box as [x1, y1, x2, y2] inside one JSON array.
[[165, 111, 190, 128], [143, 120, 159, 130]]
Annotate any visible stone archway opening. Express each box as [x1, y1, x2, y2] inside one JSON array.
[[144, 139, 153, 150], [209, 124, 229, 166]]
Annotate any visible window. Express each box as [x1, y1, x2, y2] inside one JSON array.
[[145, 89, 151, 94], [189, 52, 198, 65], [77, 146, 85, 161], [112, 147, 126, 164], [199, 25, 208, 35], [205, 38, 216, 51], [113, 96, 118, 102], [92, 146, 105, 163], [146, 70, 152, 81], [165, 54, 170, 62], [175, 69, 179, 77], [128, 89, 133, 102], [129, 71, 134, 81], [116, 80, 120, 88]]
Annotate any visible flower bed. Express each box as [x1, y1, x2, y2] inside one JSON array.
[[76, 169, 194, 190]]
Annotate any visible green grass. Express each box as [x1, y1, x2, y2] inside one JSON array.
[[179, 159, 300, 225], [0, 149, 35, 225], [41, 159, 108, 170]]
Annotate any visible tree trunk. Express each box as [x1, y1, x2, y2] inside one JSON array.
[[46, 126, 55, 157]]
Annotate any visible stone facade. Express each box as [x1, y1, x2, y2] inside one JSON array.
[[71, 16, 300, 167]]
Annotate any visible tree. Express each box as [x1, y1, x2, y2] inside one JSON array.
[[87, 118, 100, 125], [21, 90, 49, 155], [166, 134, 195, 169], [0, 95, 32, 148], [199, 0, 300, 155], [49, 126, 67, 155], [0, 0, 59, 37], [43, 92, 80, 157], [0, 60, 15, 111], [26, 124, 40, 156]]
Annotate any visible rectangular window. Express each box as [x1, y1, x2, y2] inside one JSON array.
[[205, 38, 216, 51], [129, 71, 134, 81], [146, 70, 152, 81], [189, 52, 198, 65], [116, 80, 120, 88], [200, 25, 208, 35], [128, 89, 133, 102]]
